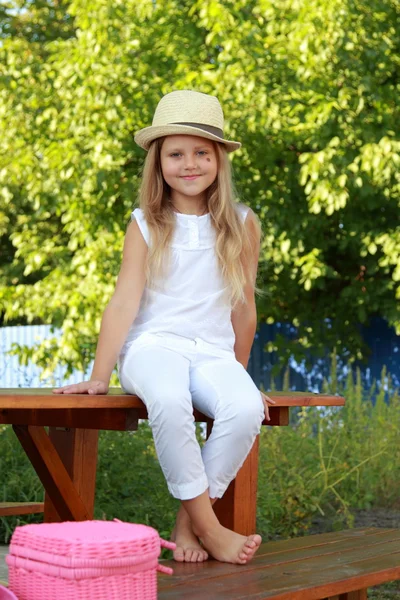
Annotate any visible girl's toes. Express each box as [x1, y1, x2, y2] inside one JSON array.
[[244, 534, 262, 550], [173, 547, 185, 562], [243, 540, 256, 551], [184, 549, 194, 562]]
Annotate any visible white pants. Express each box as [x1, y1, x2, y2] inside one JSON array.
[[118, 332, 265, 500]]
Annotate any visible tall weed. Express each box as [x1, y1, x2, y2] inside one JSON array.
[[257, 363, 400, 538], [0, 425, 44, 543]]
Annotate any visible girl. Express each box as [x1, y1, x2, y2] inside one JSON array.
[[53, 90, 275, 565]]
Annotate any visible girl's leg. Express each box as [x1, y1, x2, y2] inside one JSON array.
[[182, 490, 262, 565], [190, 357, 265, 501], [119, 341, 209, 562], [171, 502, 209, 562], [120, 343, 209, 499], [182, 356, 265, 562], [120, 340, 263, 564], [172, 496, 216, 562]]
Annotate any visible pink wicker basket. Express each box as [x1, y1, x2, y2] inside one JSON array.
[[6, 520, 176, 600], [0, 585, 18, 600]]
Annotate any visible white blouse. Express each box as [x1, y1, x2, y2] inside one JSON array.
[[118, 203, 250, 360]]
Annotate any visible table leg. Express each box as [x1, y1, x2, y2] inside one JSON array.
[[12, 425, 93, 522], [213, 436, 260, 535], [44, 428, 99, 522]]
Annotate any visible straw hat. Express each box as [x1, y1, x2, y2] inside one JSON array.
[[134, 90, 241, 152]]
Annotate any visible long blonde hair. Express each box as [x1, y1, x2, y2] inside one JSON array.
[[137, 137, 261, 307]]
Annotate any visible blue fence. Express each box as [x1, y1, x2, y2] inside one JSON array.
[[0, 325, 90, 388], [247, 317, 400, 394], [1, 318, 399, 394]]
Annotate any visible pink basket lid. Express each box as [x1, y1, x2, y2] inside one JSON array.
[[9, 520, 169, 569]]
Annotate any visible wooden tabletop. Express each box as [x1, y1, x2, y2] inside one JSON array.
[[0, 388, 345, 409]]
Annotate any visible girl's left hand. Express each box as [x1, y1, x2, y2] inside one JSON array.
[[260, 391, 276, 421]]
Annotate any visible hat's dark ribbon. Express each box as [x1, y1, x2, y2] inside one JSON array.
[[172, 122, 224, 140]]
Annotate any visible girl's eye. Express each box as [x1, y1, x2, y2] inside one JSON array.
[[169, 151, 209, 157]]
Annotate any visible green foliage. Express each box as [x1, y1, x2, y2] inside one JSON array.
[[94, 428, 179, 543], [257, 365, 400, 538], [0, 0, 399, 375], [0, 424, 44, 543], [95, 424, 204, 542], [369, 580, 400, 600], [1, 363, 399, 543]]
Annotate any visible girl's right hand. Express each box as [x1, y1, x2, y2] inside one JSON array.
[[52, 380, 109, 395]]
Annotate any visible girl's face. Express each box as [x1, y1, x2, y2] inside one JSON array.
[[160, 135, 218, 200]]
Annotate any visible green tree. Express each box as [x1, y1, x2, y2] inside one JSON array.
[[1, 0, 399, 379]]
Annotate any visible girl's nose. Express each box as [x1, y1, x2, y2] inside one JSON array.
[[183, 155, 197, 169]]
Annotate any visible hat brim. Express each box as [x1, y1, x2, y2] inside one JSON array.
[[134, 124, 241, 153]]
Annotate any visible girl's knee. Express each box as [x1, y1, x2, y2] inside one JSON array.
[[238, 401, 264, 431], [146, 389, 193, 427], [219, 392, 264, 432]]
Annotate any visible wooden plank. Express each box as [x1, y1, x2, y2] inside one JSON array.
[[0, 502, 44, 517], [160, 529, 398, 589], [254, 528, 395, 560], [214, 437, 260, 535], [158, 531, 400, 600], [0, 408, 139, 431], [0, 406, 292, 430], [0, 406, 285, 428], [0, 388, 345, 409], [44, 428, 98, 522], [12, 425, 90, 521], [0, 391, 149, 410], [159, 556, 400, 599]]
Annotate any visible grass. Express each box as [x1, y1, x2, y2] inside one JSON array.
[[369, 580, 400, 599]]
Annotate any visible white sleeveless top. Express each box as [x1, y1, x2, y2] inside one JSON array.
[[118, 203, 250, 360]]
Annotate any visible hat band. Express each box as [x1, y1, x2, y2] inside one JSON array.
[[171, 122, 224, 140]]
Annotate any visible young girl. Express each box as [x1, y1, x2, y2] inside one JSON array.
[[53, 90, 275, 565]]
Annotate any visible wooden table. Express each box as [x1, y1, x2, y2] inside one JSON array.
[[0, 388, 345, 534]]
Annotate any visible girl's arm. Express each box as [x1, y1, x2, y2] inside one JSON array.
[[90, 219, 148, 384], [232, 210, 276, 420], [53, 218, 147, 393], [231, 210, 261, 369]]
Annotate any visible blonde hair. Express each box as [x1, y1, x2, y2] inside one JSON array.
[[137, 137, 261, 308]]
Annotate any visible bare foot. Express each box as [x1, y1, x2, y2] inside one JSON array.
[[198, 525, 262, 565], [171, 523, 208, 563]]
